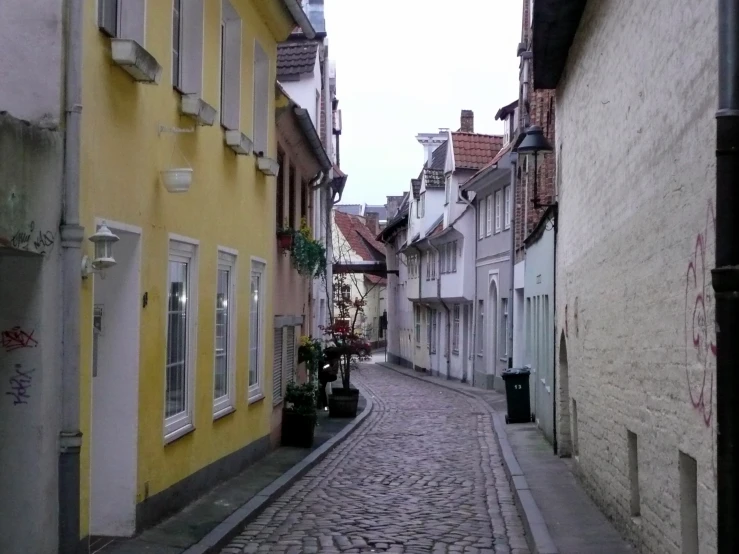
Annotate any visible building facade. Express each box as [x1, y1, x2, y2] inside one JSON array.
[[534, 0, 718, 551]]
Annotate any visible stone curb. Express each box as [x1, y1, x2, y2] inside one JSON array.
[[376, 362, 558, 554], [182, 387, 375, 554]]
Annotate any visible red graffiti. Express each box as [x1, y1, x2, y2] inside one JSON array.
[[684, 202, 716, 427], [1, 327, 38, 352]]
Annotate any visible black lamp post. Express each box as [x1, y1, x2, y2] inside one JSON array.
[[517, 125, 554, 208]]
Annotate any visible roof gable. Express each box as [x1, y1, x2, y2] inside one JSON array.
[[451, 132, 504, 170], [334, 210, 386, 262]]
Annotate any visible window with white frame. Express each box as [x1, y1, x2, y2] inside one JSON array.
[[165, 239, 198, 440], [452, 241, 457, 273], [432, 310, 438, 354], [486, 194, 493, 236], [495, 189, 503, 233], [427, 307, 433, 352], [440, 245, 447, 274], [452, 305, 460, 354], [248, 259, 266, 400], [419, 193, 426, 218], [431, 251, 436, 280], [98, 0, 146, 45], [425, 252, 430, 281], [172, 0, 205, 94], [477, 300, 484, 355], [220, 0, 242, 130], [504, 185, 511, 229], [445, 175, 451, 204], [214, 250, 237, 416], [479, 198, 486, 239], [415, 305, 421, 344], [501, 297, 509, 360], [253, 41, 270, 155]]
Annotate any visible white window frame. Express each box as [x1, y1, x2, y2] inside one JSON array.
[[495, 189, 503, 233], [477, 300, 484, 356], [427, 307, 434, 352], [486, 195, 493, 236], [445, 175, 451, 204], [248, 257, 267, 402], [504, 185, 511, 229], [213, 248, 237, 418], [98, 0, 146, 45], [479, 199, 486, 239], [164, 236, 199, 443], [501, 297, 509, 360], [415, 305, 421, 345], [252, 40, 270, 155], [452, 241, 457, 273]]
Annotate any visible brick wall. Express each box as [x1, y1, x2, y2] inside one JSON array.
[[553, 1, 717, 552]]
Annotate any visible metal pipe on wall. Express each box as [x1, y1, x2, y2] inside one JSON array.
[[715, 0, 739, 550], [59, 0, 84, 551]]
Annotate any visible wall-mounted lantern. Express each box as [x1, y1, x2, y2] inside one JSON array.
[[82, 222, 120, 278], [516, 125, 554, 208]]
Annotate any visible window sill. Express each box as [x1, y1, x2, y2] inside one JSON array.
[[224, 130, 254, 155], [180, 94, 217, 126], [164, 423, 195, 445], [213, 405, 236, 422], [110, 39, 162, 83], [256, 155, 279, 176], [248, 392, 265, 405]]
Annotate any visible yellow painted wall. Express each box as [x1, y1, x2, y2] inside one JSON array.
[[79, 0, 292, 538]]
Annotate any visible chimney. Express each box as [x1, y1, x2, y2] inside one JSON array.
[[365, 212, 380, 236], [460, 110, 474, 133]]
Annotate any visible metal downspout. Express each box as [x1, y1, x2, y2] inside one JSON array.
[[715, 1, 739, 550], [59, 0, 84, 552], [552, 208, 558, 455], [508, 154, 517, 369]]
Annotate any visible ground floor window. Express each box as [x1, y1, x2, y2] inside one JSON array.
[[452, 304, 460, 354], [249, 258, 266, 401]]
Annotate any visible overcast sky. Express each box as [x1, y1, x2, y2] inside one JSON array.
[[325, 0, 522, 206]]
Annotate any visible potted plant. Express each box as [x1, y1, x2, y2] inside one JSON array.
[[281, 381, 317, 448], [276, 227, 294, 250], [289, 219, 327, 278]]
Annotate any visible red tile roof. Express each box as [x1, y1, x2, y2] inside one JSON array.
[[366, 274, 387, 285], [451, 132, 504, 170], [466, 142, 514, 182], [334, 210, 386, 262]]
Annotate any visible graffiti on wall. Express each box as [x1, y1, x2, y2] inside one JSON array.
[[684, 201, 716, 428], [1, 327, 38, 352], [9, 221, 56, 256], [6, 365, 34, 405]]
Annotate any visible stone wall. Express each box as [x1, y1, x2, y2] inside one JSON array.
[[554, 1, 717, 552]]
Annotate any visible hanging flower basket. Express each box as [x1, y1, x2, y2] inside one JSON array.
[[276, 230, 294, 250]]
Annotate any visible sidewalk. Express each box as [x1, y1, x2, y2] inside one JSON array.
[[375, 357, 634, 554], [92, 395, 371, 554]]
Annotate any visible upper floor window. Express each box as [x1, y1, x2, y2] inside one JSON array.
[[504, 185, 511, 229], [253, 41, 270, 155], [220, 0, 242, 131], [495, 189, 503, 233], [479, 197, 486, 240], [419, 193, 426, 218], [486, 195, 493, 236], [98, 0, 145, 45], [172, 0, 205, 94], [445, 175, 451, 205]]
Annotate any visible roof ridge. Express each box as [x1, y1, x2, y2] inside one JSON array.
[[452, 131, 505, 138]]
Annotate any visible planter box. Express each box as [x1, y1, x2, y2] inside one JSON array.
[[281, 410, 317, 448], [328, 387, 359, 418]]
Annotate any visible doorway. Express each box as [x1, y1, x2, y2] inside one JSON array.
[[558, 331, 572, 457], [90, 223, 141, 536]]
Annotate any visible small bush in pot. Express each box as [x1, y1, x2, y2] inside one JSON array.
[[281, 381, 317, 448]]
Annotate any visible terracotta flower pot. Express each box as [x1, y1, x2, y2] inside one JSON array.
[[277, 231, 293, 250]]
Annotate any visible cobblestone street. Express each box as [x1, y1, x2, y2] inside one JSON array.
[[222, 364, 528, 554]]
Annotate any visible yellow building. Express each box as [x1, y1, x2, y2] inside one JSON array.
[[78, 0, 314, 542]]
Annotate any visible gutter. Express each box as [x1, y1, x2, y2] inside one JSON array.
[[715, 1, 739, 549], [281, 0, 316, 39], [294, 106, 331, 172], [59, 1, 84, 552]]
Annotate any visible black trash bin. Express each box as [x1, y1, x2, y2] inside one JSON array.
[[501, 367, 532, 424]]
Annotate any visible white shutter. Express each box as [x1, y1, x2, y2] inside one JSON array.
[[285, 326, 296, 384], [479, 200, 485, 239], [504, 185, 511, 229], [180, 0, 204, 95], [119, 0, 146, 45], [486, 195, 492, 236], [495, 190, 503, 232], [253, 41, 270, 154], [98, 0, 118, 37], [221, 3, 242, 131], [272, 327, 284, 404]]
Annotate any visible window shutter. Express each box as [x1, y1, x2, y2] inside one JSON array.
[[119, 0, 145, 45], [253, 41, 270, 154], [180, 0, 204, 95], [221, 16, 242, 130], [479, 201, 485, 239], [272, 327, 284, 404], [98, 0, 119, 37], [504, 186, 511, 228], [495, 190, 502, 231], [285, 326, 296, 384]]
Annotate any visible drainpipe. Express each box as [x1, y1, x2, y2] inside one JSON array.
[[715, 1, 739, 550], [551, 206, 558, 455], [508, 154, 517, 369], [59, 1, 84, 552], [458, 189, 477, 385]]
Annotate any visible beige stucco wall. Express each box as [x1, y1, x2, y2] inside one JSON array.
[[554, 1, 717, 552]]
